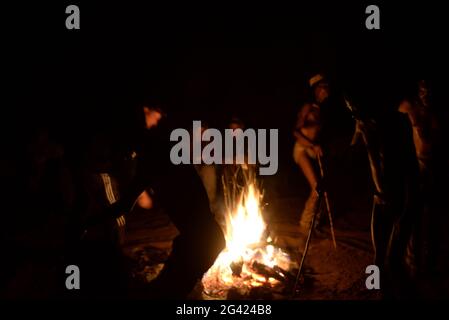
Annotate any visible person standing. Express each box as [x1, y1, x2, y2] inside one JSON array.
[[293, 74, 330, 241]]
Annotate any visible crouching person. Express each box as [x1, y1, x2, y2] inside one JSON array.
[[110, 103, 225, 299]]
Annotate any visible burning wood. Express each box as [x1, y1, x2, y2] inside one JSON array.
[[251, 261, 288, 283], [202, 179, 297, 299]]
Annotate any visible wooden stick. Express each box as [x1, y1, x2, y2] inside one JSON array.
[[317, 154, 337, 250], [291, 191, 322, 297]]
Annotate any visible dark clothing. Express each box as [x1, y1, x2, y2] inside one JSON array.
[[319, 97, 354, 153], [374, 112, 420, 298], [114, 127, 225, 298], [62, 137, 129, 299]]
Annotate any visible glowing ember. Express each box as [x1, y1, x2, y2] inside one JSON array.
[[202, 182, 294, 298]]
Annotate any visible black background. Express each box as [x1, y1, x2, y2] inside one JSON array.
[[2, 0, 447, 210], [4, 1, 447, 195], [4, 1, 447, 133]]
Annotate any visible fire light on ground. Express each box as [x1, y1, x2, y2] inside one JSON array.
[[202, 182, 296, 298]]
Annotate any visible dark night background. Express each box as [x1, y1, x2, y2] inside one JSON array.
[[4, 1, 447, 202], [4, 1, 447, 184], [1, 1, 448, 300]]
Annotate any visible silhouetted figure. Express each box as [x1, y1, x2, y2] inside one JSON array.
[[293, 74, 352, 244], [109, 104, 225, 299], [397, 80, 444, 297]]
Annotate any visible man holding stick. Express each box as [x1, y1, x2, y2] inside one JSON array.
[[293, 74, 337, 249]]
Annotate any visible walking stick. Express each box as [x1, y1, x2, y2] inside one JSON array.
[[291, 188, 323, 297], [317, 154, 338, 250], [291, 150, 338, 296]]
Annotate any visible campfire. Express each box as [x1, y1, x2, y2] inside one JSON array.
[[202, 180, 297, 299]]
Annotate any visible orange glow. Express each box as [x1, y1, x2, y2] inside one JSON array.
[[202, 181, 294, 297]]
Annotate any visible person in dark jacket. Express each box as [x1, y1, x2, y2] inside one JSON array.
[[108, 103, 226, 299]]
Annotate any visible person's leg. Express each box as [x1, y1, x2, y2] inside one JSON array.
[[299, 192, 319, 233], [293, 143, 320, 235], [293, 143, 319, 190], [293, 143, 320, 250], [371, 194, 390, 268]]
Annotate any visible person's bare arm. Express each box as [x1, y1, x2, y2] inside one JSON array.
[[293, 104, 315, 147], [296, 103, 312, 128], [293, 104, 323, 156], [294, 129, 316, 148]]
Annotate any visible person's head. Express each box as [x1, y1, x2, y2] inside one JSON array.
[[309, 74, 330, 104], [397, 79, 430, 113], [228, 117, 245, 130], [398, 99, 414, 114], [228, 117, 245, 139], [142, 105, 163, 130]]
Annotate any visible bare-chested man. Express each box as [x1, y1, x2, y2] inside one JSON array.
[[293, 74, 329, 238]]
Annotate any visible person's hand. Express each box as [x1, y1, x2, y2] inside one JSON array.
[[313, 144, 323, 157], [137, 190, 153, 210], [398, 100, 413, 114]]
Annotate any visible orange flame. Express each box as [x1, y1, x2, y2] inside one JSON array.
[[202, 182, 293, 296]]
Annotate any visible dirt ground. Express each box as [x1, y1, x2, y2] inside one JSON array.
[[123, 195, 381, 300], [4, 182, 447, 299]]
